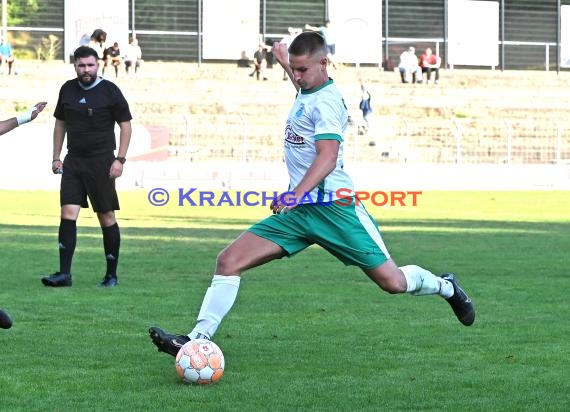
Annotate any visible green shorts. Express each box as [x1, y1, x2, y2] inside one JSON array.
[[248, 200, 390, 269]]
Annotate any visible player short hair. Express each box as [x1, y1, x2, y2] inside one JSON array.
[[288, 31, 327, 57], [74, 46, 99, 61]]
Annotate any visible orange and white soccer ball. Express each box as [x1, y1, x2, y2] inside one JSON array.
[[175, 339, 225, 384]]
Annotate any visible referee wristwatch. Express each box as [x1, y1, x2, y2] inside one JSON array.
[[115, 156, 126, 164]]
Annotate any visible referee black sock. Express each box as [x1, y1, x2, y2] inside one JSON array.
[[59, 218, 77, 274], [102, 223, 120, 277]]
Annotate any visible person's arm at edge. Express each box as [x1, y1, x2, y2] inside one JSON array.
[[0, 102, 47, 136], [0, 118, 19, 136]]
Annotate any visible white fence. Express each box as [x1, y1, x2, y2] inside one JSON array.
[[2, 116, 568, 191], [166, 114, 570, 166]]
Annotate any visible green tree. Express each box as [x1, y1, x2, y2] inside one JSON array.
[[2, 0, 40, 26]]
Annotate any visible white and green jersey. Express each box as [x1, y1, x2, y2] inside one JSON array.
[[284, 79, 354, 204]]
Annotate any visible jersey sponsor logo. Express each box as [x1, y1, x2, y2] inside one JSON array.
[[78, 97, 86, 104], [284, 123, 304, 145]]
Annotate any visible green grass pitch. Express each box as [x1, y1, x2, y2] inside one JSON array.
[[0, 190, 568, 411]]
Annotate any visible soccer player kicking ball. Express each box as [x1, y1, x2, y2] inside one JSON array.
[[149, 32, 475, 357]]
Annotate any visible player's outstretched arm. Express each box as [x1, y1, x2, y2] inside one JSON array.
[[272, 42, 299, 91], [0, 102, 47, 136], [29, 102, 48, 121]]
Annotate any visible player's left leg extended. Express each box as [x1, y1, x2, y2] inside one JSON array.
[[365, 261, 475, 326]]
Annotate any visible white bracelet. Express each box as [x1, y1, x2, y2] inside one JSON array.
[[16, 106, 37, 126]]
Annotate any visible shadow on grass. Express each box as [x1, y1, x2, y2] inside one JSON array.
[[1, 218, 567, 282], [2, 217, 567, 237]]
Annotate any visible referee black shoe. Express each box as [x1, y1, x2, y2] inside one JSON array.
[[149, 326, 191, 357], [99, 275, 119, 287], [41, 272, 72, 287], [441, 273, 475, 326]]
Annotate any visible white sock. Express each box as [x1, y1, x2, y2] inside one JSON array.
[[189, 274, 241, 340], [400, 265, 454, 298]]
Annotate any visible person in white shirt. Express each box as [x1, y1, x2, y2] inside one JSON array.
[[398, 46, 423, 83], [87, 29, 107, 64], [124, 38, 143, 77]]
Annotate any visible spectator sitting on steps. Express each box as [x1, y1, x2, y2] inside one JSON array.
[[420, 47, 441, 85], [124, 38, 143, 77], [398, 46, 422, 84], [103, 42, 123, 78]]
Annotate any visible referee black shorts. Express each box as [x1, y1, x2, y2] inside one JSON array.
[[60, 153, 120, 213]]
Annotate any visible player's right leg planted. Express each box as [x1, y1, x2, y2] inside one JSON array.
[[149, 327, 191, 357], [149, 274, 241, 356], [149, 326, 210, 357]]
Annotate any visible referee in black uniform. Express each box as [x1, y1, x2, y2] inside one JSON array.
[[42, 46, 132, 287]]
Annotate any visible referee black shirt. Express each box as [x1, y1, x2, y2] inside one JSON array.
[[54, 78, 133, 157]]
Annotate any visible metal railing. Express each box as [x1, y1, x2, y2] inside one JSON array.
[[383, 37, 559, 71], [159, 114, 570, 165]]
